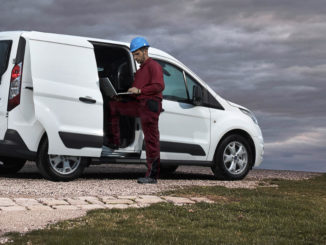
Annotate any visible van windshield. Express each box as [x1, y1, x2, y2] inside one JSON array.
[[0, 40, 12, 79]]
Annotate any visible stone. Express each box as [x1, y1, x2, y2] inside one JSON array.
[[78, 204, 105, 210], [135, 195, 165, 204], [105, 204, 129, 209], [78, 196, 104, 205], [190, 197, 214, 204], [65, 198, 89, 205], [14, 198, 40, 206], [53, 205, 80, 210], [129, 203, 150, 208], [100, 196, 116, 201], [0, 198, 15, 207], [117, 196, 138, 200], [38, 198, 69, 206], [0, 206, 26, 211], [103, 199, 134, 205], [27, 205, 53, 211], [162, 196, 195, 205]]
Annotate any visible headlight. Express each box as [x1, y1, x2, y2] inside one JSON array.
[[240, 108, 258, 125]]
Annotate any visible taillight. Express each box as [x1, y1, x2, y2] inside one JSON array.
[[7, 62, 23, 111]]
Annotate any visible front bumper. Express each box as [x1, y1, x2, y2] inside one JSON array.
[[253, 135, 264, 167]]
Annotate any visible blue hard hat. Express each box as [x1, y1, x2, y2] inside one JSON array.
[[130, 37, 150, 52]]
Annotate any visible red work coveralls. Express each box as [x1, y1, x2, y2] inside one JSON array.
[[108, 58, 165, 178]]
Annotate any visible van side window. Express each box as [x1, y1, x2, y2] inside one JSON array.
[[155, 60, 188, 102], [185, 73, 202, 100], [185, 72, 224, 110], [0, 40, 12, 80]]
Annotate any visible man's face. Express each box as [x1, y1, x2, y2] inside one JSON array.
[[132, 49, 146, 64]]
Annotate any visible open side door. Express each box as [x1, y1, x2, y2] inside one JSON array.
[[27, 33, 103, 157], [90, 41, 143, 157]]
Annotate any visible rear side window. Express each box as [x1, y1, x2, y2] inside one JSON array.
[[0, 40, 12, 81], [185, 73, 202, 100]]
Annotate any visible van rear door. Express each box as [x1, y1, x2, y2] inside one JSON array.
[[0, 34, 16, 140], [24, 32, 103, 157]]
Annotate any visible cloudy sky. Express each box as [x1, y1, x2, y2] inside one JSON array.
[[1, 0, 325, 172]]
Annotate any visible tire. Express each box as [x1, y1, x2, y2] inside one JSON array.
[[0, 157, 26, 174], [160, 165, 178, 175], [36, 138, 87, 181], [212, 134, 252, 180]]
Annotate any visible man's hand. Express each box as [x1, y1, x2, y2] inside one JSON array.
[[128, 87, 141, 94]]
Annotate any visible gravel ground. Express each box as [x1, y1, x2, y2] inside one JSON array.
[[0, 162, 321, 198], [0, 161, 322, 239]]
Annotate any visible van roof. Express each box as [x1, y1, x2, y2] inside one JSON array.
[[0, 31, 24, 39], [0, 30, 177, 61]]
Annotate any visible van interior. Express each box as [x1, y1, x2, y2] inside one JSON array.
[[91, 42, 136, 149]]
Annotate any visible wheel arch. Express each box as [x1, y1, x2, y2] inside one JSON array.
[[37, 131, 48, 157], [214, 129, 256, 169]]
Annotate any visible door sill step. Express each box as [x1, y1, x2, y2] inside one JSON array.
[[101, 146, 141, 158]]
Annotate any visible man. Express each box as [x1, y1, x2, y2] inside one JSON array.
[[107, 37, 165, 184]]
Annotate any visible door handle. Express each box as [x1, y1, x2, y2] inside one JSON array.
[[25, 86, 34, 91], [79, 97, 96, 104]]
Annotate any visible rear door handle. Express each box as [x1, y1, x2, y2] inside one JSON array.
[[25, 86, 34, 91], [79, 97, 96, 104]]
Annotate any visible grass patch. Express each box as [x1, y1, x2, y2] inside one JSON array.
[[4, 174, 326, 245]]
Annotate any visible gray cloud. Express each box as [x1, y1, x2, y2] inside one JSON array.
[[1, 0, 325, 172]]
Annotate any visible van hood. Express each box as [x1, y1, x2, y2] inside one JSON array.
[[226, 100, 248, 111]]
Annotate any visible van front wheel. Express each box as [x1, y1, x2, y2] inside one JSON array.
[[37, 139, 87, 181], [212, 134, 252, 180]]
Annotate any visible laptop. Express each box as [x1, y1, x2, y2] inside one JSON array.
[[99, 77, 133, 97]]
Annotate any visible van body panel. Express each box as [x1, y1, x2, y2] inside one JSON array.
[[6, 37, 46, 152], [28, 38, 103, 156], [208, 108, 261, 163], [23, 31, 94, 49], [159, 98, 211, 161]]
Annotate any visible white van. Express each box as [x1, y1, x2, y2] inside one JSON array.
[[0, 31, 264, 181]]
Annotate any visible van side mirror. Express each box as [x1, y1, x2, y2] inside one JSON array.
[[192, 86, 203, 106]]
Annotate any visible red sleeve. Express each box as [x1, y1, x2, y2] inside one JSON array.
[[141, 62, 165, 95]]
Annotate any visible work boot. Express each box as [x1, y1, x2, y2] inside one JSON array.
[[137, 177, 157, 184]]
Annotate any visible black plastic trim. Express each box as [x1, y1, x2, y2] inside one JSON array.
[[160, 159, 212, 166], [161, 141, 206, 156], [0, 40, 12, 82], [0, 129, 37, 160], [142, 141, 206, 156], [90, 158, 212, 166], [15, 37, 26, 63], [59, 132, 102, 149]]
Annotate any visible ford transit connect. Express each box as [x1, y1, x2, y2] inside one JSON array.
[[0, 31, 264, 181]]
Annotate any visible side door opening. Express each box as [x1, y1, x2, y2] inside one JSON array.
[[90, 42, 142, 155]]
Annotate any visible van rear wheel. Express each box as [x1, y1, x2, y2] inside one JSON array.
[[0, 157, 26, 174], [37, 138, 87, 181]]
